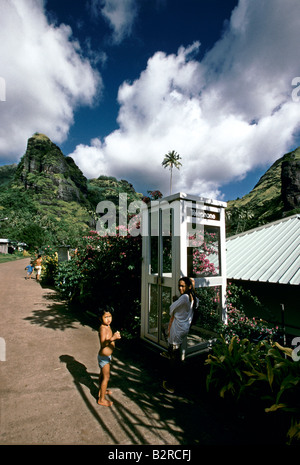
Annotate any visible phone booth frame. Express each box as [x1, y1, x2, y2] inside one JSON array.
[[140, 192, 227, 358]]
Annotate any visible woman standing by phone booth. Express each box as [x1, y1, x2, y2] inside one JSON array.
[[140, 192, 227, 359]]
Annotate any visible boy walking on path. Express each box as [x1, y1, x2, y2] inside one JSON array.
[[24, 263, 34, 279], [34, 255, 42, 281]]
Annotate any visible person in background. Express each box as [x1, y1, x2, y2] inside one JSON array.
[[34, 254, 42, 281], [25, 263, 34, 279]]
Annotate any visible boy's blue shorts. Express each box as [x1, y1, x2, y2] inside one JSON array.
[[98, 354, 112, 368]]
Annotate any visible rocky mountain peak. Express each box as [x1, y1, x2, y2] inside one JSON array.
[[281, 150, 300, 211], [15, 133, 88, 202]]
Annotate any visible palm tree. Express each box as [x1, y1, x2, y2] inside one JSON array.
[[162, 150, 182, 195]]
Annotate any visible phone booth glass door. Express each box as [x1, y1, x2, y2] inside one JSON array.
[[144, 206, 173, 347]]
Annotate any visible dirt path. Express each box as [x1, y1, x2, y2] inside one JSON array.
[[0, 258, 247, 446]]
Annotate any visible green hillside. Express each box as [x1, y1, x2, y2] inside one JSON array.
[[226, 147, 300, 235], [0, 164, 17, 188], [0, 133, 143, 249], [0, 133, 299, 246]]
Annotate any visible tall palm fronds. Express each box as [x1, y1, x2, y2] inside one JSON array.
[[162, 150, 182, 194]]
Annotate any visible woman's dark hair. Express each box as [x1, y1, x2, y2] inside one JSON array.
[[178, 277, 198, 322], [99, 306, 114, 317]]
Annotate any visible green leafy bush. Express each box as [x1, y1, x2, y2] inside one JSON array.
[[194, 286, 221, 331], [205, 336, 300, 444], [52, 229, 142, 336], [226, 281, 263, 313], [192, 282, 277, 339], [217, 306, 278, 342], [54, 259, 83, 300], [41, 246, 58, 285], [216, 282, 278, 342]]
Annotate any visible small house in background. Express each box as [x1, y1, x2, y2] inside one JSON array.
[[57, 245, 70, 262], [0, 239, 10, 254], [226, 214, 300, 337]]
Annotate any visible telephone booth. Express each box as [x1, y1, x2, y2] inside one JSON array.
[[140, 192, 227, 358]]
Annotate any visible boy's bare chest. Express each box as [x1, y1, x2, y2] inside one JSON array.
[[102, 325, 112, 338]]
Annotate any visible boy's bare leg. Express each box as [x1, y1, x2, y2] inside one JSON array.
[[98, 371, 112, 399], [98, 371, 102, 399], [98, 364, 113, 406]]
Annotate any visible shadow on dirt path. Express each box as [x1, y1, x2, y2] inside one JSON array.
[[0, 259, 288, 447]]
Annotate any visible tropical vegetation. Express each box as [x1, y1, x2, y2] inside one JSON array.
[[226, 146, 300, 235], [42, 228, 142, 336], [162, 150, 182, 195], [205, 336, 300, 444]]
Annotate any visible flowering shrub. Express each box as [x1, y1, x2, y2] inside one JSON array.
[[189, 230, 219, 277], [53, 228, 142, 335], [217, 282, 278, 342], [41, 245, 58, 285], [192, 281, 277, 340], [192, 250, 217, 275], [226, 281, 262, 313], [218, 306, 278, 342]]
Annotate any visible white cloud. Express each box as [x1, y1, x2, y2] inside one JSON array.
[[88, 0, 138, 44], [70, 138, 107, 179], [0, 0, 101, 161], [70, 0, 300, 198]]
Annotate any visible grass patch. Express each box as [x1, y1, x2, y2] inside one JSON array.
[[0, 252, 28, 264]]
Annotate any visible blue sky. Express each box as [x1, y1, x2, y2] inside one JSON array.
[[1, 0, 300, 201]]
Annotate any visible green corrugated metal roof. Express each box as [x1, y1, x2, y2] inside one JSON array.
[[226, 214, 300, 285]]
